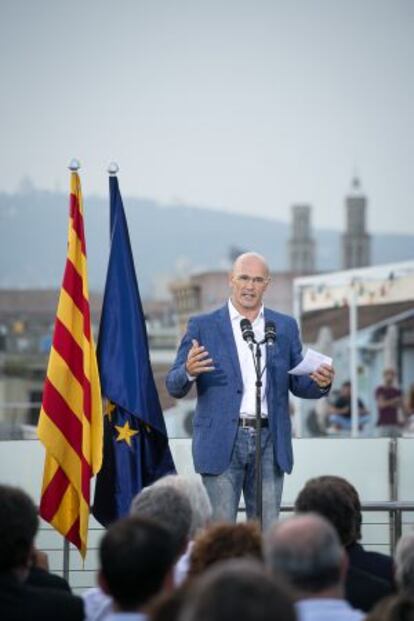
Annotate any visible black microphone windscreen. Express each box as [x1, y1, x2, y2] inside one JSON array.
[[264, 320, 276, 345], [240, 318, 254, 344]]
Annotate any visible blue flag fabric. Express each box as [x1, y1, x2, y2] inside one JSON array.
[[93, 175, 175, 527]]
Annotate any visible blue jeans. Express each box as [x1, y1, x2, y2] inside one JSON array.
[[202, 427, 284, 531]]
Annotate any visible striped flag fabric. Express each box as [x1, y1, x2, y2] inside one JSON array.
[[37, 170, 103, 557]]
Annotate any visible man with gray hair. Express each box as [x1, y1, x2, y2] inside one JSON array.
[[395, 533, 414, 594], [265, 513, 364, 621], [83, 483, 193, 621], [152, 474, 212, 539], [130, 482, 192, 558], [152, 474, 213, 584]]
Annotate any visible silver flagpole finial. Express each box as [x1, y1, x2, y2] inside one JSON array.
[[68, 158, 81, 172], [107, 161, 119, 175]]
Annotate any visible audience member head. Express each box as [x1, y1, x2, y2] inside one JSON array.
[[294, 475, 359, 546], [0, 484, 39, 575], [153, 475, 212, 538], [130, 483, 192, 558], [188, 521, 262, 579], [335, 476, 363, 541], [179, 558, 295, 621], [365, 594, 414, 621], [265, 513, 347, 598], [395, 534, 414, 595], [99, 515, 176, 612]]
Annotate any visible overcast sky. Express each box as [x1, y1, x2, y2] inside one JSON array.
[[0, 0, 413, 233]]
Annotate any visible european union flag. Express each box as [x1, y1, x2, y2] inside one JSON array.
[[93, 174, 175, 527]]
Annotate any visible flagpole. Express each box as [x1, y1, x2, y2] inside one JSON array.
[[63, 538, 70, 582], [60, 157, 81, 580], [65, 157, 80, 578], [93, 161, 176, 528], [69, 158, 81, 172]]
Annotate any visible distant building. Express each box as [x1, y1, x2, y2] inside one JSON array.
[[301, 300, 414, 431], [294, 260, 414, 435], [0, 289, 102, 430], [342, 176, 371, 269], [288, 204, 316, 274], [0, 289, 178, 432]]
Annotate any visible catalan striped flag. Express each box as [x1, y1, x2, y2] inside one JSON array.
[[37, 170, 103, 558]]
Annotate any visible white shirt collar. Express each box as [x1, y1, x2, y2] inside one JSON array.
[[106, 613, 147, 621], [228, 299, 264, 323]]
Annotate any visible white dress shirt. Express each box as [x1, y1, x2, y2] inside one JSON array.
[[295, 598, 364, 621], [106, 614, 147, 621], [82, 587, 113, 621], [82, 589, 148, 621], [228, 300, 268, 418], [174, 540, 193, 586]]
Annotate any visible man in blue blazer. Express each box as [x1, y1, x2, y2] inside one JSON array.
[[166, 252, 334, 528]]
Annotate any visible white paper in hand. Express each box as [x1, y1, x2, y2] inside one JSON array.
[[288, 348, 333, 376]]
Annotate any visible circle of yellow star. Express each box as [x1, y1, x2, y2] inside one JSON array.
[[114, 421, 139, 447]]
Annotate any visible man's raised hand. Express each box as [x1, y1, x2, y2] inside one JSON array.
[[186, 339, 215, 377]]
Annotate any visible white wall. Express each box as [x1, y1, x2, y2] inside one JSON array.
[[1, 437, 414, 592]]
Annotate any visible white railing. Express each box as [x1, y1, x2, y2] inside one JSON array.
[[1, 437, 414, 592]]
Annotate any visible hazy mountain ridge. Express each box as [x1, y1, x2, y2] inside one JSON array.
[[0, 189, 413, 298]]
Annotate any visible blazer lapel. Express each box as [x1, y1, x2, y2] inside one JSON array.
[[216, 305, 243, 386]]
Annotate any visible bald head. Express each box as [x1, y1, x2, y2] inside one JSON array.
[[232, 252, 269, 277], [229, 252, 270, 319], [267, 513, 340, 549], [265, 514, 345, 595]]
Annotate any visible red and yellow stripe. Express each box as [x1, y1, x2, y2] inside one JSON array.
[[37, 172, 102, 557]]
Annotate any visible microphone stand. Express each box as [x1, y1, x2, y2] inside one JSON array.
[[248, 338, 267, 530], [241, 318, 275, 530]]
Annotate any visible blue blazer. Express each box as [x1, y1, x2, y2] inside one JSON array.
[[166, 305, 326, 475]]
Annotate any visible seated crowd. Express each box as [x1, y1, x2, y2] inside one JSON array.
[[2, 475, 414, 621]]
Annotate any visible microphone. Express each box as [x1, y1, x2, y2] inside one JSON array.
[[240, 318, 255, 345], [264, 320, 276, 346]]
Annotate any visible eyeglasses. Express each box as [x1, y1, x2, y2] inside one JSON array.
[[235, 274, 268, 286]]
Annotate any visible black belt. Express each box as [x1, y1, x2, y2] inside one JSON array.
[[239, 418, 269, 428]]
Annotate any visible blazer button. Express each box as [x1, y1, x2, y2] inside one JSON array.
[[236, 389, 242, 394]]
